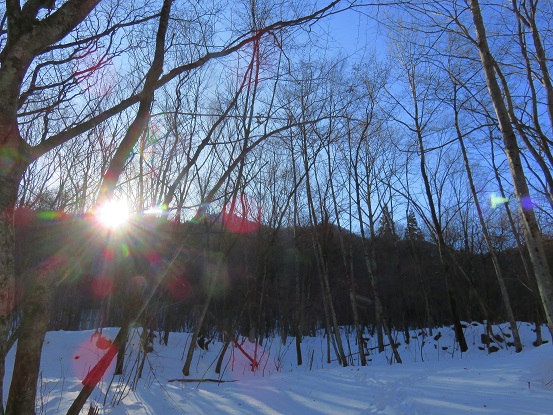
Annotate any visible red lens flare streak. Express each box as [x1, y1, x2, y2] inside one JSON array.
[[222, 195, 261, 234]]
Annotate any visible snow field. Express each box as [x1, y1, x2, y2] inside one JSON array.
[[4, 322, 553, 414]]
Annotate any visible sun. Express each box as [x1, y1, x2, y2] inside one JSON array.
[[95, 199, 130, 230]]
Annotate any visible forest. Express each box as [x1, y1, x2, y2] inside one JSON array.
[[1, 1, 553, 414]]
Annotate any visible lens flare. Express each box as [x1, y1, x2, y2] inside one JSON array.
[[490, 193, 508, 209], [144, 205, 167, 215], [91, 276, 113, 299], [95, 200, 130, 230], [521, 195, 535, 210], [222, 196, 260, 234]]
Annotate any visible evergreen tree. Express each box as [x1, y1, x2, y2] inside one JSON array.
[[404, 210, 424, 241], [378, 205, 397, 240]]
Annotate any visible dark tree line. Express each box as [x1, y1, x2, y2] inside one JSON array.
[[17, 211, 548, 343]]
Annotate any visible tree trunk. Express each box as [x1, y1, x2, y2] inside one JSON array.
[[447, 289, 468, 352], [215, 334, 232, 375], [320, 253, 348, 367], [360, 241, 403, 363], [351, 151, 385, 354], [182, 248, 218, 376], [534, 321, 544, 347], [5, 255, 67, 415], [291, 148, 304, 367], [1, 166, 35, 415], [313, 247, 341, 365], [407, 236, 433, 334], [0, 171, 20, 415], [294, 238, 303, 366], [114, 325, 129, 376], [97, 0, 173, 202]]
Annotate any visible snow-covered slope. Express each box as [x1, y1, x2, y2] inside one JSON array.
[[4, 322, 553, 414]]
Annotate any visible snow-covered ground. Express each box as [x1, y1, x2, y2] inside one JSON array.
[[4, 322, 553, 414]]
